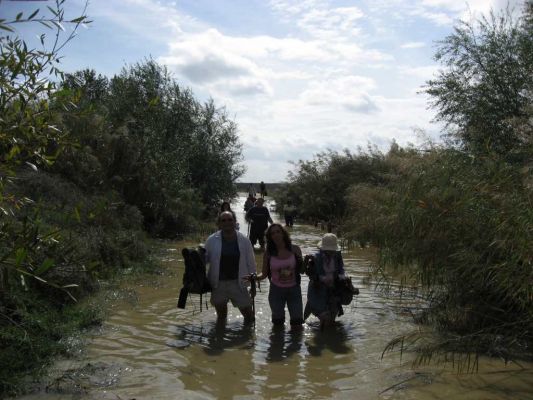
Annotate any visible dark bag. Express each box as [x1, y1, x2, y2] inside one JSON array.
[[304, 254, 318, 281], [177, 247, 212, 310], [295, 253, 304, 274], [335, 276, 359, 305]]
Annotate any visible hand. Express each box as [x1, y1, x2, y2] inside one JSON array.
[[242, 273, 257, 283]]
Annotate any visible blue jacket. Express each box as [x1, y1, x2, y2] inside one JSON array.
[[313, 250, 345, 278]]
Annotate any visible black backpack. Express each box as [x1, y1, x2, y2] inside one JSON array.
[[335, 276, 359, 305], [177, 247, 212, 310]]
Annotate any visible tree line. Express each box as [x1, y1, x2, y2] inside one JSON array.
[[274, 4, 532, 366]]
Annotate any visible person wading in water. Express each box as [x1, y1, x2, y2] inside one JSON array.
[[259, 181, 267, 198], [204, 211, 257, 325], [304, 233, 346, 329], [254, 223, 304, 331], [245, 197, 273, 251]]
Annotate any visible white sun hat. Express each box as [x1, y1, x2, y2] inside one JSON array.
[[317, 233, 339, 251]]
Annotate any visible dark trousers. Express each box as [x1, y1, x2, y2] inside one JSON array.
[[268, 283, 303, 325], [249, 225, 266, 246], [284, 215, 294, 227]]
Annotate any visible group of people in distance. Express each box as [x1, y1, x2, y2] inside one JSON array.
[[247, 181, 267, 200], [203, 195, 348, 330]]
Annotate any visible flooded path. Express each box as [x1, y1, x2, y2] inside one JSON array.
[[15, 195, 533, 399]]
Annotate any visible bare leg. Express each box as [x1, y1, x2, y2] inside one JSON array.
[[239, 306, 254, 324], [215, 303, 228, 324]]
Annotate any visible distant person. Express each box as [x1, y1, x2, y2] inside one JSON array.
[[255, 224, 304, 330], [220, 201, 239, 230], [243, 194, 255, 212], [204, 211, 256, 325], [248, 183, 256, 198], [283, 201, 296, 227], [245, 197, 273, 250], [304, 233, 346, 328], [259, 181, 267, 198]]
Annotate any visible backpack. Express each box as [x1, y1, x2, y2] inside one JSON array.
[[177, 247, 212, 310], [335, 276, 359, 305]]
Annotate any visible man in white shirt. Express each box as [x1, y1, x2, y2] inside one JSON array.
[[204, 211, 257, 324]]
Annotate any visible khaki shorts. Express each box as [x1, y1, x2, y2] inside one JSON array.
[[211, 280, 252, 309]]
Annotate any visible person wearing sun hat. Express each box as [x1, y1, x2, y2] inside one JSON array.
[[304, 233, 346, 327]]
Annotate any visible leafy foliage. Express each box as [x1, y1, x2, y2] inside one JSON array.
[[1, 0, 91, 301], [59, 61, 244, 235], [275, 145, 395, 223], [425, 4, 532, 160], [348, 148, 532, 358]]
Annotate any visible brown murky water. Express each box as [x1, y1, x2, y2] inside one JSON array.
[[15, 195, 533, 399]]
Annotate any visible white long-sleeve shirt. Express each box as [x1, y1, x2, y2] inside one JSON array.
[[204, 230, 256, 290]]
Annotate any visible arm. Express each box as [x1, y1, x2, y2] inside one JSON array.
[[267, 209, 273, 225], [337, 252, 346, 278]]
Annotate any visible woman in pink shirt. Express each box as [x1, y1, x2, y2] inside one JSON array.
[[257, 223, 304, 329]]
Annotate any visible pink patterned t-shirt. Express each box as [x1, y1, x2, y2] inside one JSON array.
[[270, 253, 297, 288]]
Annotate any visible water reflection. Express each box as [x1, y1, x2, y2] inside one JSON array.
[[173, 320, 255, 356], [305, 321, 351, 357], [203, 321, 254, 356], [266, 325, 303, 362]]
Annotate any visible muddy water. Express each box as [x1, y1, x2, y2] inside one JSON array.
[[16, 195, 533, 400]]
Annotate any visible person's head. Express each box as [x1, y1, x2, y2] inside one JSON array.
[[220, 201, 231, 212], [255, 198, 264, 206], [266, 223, 291, 255], [317, 233, 339, 255], [217, 211, 236, 232]]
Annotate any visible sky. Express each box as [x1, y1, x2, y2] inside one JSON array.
[[1, 0, 526, 182]]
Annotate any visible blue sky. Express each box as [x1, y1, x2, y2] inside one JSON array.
[[1, 0, 525, 182]]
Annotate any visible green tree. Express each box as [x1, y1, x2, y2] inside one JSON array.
[[425, 3, 532, 160], [0, 0, 89, 297], [104, 60, 243, 233], [57, 60, 244, 236], [280, 145, 397, 223]]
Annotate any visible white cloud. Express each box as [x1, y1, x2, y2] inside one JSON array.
[[160, 31, 261, 84], [300, 76, 379, 113], [399, 65, 440, 80], [83, 0, 190, 40], [297, 7, 364, 39], [268, 0, 325, 17], [400, 41, 426, 49], [410, 8, 454, 25], [67, 0, 523, 181], [211, 78, 274, 97]]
